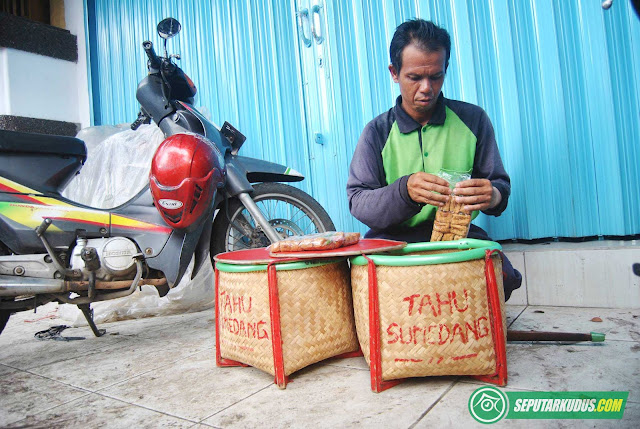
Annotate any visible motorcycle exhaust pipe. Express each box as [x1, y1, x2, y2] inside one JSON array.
[[0, 274, 67, 297], [55, 259, 145, 305], [68, 278, 168, 290], [0, 265, 164, 298]]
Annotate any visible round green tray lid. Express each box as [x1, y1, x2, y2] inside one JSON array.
[[349, 238, 501, 267]]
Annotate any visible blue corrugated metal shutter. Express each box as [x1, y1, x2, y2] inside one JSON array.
[[88, 0, 315, 201], [87, 0, 640, 240]]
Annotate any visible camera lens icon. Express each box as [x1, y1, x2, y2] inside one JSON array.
[[469, 386, 509, 424]]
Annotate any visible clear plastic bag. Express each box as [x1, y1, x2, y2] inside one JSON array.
[[62, 123, 165, 208], [58, 123, 215, 325], [436, 168, 471, 191], [430, 169, 472, 242], [58, 258, 215, 325], [269, 232, 360, 253]]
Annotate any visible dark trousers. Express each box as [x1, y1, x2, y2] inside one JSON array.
[[467, 224, 522, 302]]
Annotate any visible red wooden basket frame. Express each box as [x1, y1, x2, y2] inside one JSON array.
[[215, 262, 361, 389], [363, 249, 508, 393]]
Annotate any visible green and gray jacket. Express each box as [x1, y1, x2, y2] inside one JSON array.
[[347, 94, 511, 242]]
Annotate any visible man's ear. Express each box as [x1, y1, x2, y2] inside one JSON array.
[[388, 64, 399, 83]]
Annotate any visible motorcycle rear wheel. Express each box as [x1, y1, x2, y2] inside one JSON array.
[[0, 308, 9, 335], [210, 182, 335, 256]]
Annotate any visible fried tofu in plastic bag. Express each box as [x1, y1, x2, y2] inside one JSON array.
[[270, 232, 361, 252], [430, 170, 472, 242]]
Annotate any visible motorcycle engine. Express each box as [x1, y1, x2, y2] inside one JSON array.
[[70, 237, 139, 281]]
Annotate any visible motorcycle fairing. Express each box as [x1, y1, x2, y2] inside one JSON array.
[[136, 74, 176, 126], [145, 204, 215, 287], [174, 102, 232, 152], [172, 102, 304, 185], [232, 155, 304, 184], [0, 176, 172, 255], [1, 173, 215, 287], [190, 191, 224, 280]]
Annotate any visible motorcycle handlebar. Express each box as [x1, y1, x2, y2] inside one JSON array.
[[143, 41, 161, 70]]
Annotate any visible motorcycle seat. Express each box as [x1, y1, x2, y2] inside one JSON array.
[[0, 129, 87, 160]]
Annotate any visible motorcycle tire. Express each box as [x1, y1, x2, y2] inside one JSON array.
[[210, 182, 335, 256], [0, 308, 10, 335], [0, 296, 52, 335]]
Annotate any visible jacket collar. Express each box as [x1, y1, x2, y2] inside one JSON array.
[[394, 93, 446, 134]]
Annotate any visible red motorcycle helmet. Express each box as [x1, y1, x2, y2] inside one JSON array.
[[149, 133, 224, 230]]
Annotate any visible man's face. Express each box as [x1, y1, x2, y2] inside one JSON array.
[[389, 44, 447, 124]]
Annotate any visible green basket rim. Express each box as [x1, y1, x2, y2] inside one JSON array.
[[215, 257, 344, 273], [349, 239, 501, 266]]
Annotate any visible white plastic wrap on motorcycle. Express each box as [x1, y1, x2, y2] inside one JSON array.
[[59, 123, 215, 325], [59, 259, 214, 325], [63, 124, 164, 207]]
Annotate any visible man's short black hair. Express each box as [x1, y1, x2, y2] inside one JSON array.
[[389, 19, 451, 72]]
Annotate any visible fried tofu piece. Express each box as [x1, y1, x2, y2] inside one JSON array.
[[430, 196, 471, 242]]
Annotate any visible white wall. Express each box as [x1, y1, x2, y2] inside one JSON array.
[[65, 0, 92, 128], [0, 0, 91, 129], [0, 48, 80, 123]]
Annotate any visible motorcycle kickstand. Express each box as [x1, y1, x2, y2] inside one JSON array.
[[77, 304, 106, 337]]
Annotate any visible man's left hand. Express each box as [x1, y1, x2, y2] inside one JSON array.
[[454, 179, 500, 212]]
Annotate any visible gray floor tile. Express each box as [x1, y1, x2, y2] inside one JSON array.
[[0, 329, 125, 370], [0, 363, 14, 376], [2, 305, 638, 428], [0, 366, 89, 427], [136, 311, 216, 349], [87, 307, 212, 338], [509, 306, 640, 342], [0, 305, 130, 371], [325, 354, 370, 371], [28, 336, 204, 391], [0, 307, 215, 371], [620, 401, 640, 427], [3, 393, 195, 429], [506, 305, 526, 328], [203, 364, 456, 429], [414, 381, 640, 428], [99, 349, 274, 422], [483, 341, 639, 395]]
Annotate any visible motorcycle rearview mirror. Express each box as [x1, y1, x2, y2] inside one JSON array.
[[157, 18, 181, 39], [157, 18, 181, 58]]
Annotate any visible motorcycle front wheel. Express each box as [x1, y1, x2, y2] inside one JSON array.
[[210, 182, 335, 256]]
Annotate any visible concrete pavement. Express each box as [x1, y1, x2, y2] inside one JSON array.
[[1, 303, 638, 428]]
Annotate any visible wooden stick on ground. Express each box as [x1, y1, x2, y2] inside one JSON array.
[[507, 330, 605, 342]]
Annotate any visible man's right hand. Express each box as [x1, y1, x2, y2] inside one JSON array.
[[407, 172, 451, 206]]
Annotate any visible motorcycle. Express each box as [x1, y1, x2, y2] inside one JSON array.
[[0, 18, 334, 336]]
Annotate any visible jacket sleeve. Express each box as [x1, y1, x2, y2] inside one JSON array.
[[472, 109, 511, 216], [346, 122, 422, 229]]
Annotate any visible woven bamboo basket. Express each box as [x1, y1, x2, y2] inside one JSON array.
[[215, 258, 358, 388], [350, 239, 507, 392]]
